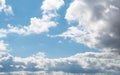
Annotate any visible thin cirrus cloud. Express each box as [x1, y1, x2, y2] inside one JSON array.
[[58, 0, 120, 54]]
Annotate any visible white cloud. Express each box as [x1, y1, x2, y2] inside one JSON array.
[[0, 51, 120, 73], [27, 17, 57, 34], [0, 0, 64, 36], [0, 0, 5, 12], [0, 0, 13, 15], [41, 0, 64, 13], [0, 0, 120, 74], [59, 0, 120, 54], [0, 29, 7, 38], [4, 5, 14, 15], [0, 40, 8, 51]]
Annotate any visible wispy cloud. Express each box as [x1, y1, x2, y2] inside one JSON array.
[[0, 40, 8, 51], [0, 0, 14, 15], [0, 29, 7, 38]]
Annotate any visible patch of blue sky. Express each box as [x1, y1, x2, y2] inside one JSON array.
[[48, 0, 76, 34], [1, 0, 99, 58], [3, 33, 98, 58], [3, 0, 43, 26]]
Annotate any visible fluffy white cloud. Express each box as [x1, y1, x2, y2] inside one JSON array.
[[6, 16, 57, 35], [0, 52, 120, 74], [41, 0, 64, 13], [59, 0, 120, 54], [0, 0, 120, 74], [0, 0, 13, 15], [0, 40, 8, 51], [0, 0, 64, 36]]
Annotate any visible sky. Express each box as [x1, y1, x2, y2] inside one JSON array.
[[0, 0, 120, 74]]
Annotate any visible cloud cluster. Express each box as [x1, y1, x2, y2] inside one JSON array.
[[0, 0, 64, 37], [0, 0, 13, 15], [0, 0, 120, 74], [59, 0, 120, 53], [0, 52, 120, 73]]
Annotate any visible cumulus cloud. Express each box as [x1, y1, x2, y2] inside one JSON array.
[[0, 0, 64, 36], [0, 52, 120, 74], [0, 0, 120, 74], [58, 0, 120, 54], [41, 0, 64, 13], [0, 0, 13, 15]]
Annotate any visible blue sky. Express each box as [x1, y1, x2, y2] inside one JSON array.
[[0, 0, 120, 74], [0, 0, 98, 58]]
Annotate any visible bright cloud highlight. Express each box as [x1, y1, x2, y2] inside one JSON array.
[[0, 0, 120, 74], [0, 0, 13, 15], [0, 0, 64, 37], [0, 52, 120, 74], [59, 0, 120, 54]]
